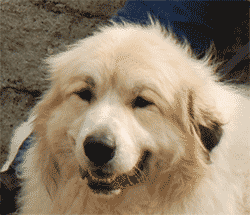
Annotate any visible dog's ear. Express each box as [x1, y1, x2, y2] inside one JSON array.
[[188, 92, 224, 152], [198, 123, 223, 152], [0, 114, 35, 172]]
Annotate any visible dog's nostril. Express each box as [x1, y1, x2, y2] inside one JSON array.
[[84, 135, 116, 166]]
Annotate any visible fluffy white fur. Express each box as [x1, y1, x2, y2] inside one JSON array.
[[1, 17, 250, 214]]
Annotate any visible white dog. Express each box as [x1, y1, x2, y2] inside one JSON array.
[[1, 16, 250, 214]]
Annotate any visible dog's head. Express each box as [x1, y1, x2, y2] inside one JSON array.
[[1, 18, 224, 201]]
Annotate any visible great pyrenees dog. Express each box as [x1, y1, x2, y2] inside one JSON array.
[[1, 17, 250, 214]]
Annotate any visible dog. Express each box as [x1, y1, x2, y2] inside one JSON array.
[[1, 16, 250, 214]]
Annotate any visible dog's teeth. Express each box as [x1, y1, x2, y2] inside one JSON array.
[[97, 178, 112, 183]]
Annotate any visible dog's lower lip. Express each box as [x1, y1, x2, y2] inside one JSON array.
[[86, 173, 119, 194]]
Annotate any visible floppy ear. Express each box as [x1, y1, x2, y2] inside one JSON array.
[[198, 123, 223, 152], [0, 114, 35, 172], [188, 92, 224, 152]]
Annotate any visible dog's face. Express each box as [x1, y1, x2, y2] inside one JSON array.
[[33, 21, 223, 199], [46, 53, 186, 196]]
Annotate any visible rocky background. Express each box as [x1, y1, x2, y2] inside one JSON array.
[[0, 0, 126, 166]]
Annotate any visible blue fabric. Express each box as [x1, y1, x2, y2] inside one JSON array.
[[11, 134, 33, 175]]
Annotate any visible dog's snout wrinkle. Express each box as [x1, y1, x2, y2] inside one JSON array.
[[84, 134, 116, 166]]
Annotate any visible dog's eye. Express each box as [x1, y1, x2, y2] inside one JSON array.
[[132, 96, 153, 108], [75, 89, 93, 102]]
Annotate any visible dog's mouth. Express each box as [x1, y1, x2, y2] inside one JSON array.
[[79, 151, 150, 195], [86, 172, 120, 195]]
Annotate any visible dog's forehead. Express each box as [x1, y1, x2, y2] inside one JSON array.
[[61, 36, 185, 98], [75, 54, 161, 92], [101, 66, 164, 98]]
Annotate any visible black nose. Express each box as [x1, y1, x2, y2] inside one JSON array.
[[83, 133, 116, 166]]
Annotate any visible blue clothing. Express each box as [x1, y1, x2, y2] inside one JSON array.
[[12, 134, 33, 176]]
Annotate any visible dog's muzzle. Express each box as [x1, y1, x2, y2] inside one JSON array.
[[80, 132, 120, 195], [79, 132, 150, 195]]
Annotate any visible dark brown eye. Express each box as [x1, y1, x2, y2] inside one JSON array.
[[132, 96, 153, 108], [75, 89, 93, 102]]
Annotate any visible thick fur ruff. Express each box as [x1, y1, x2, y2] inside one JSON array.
[[2, 17, 250, 214]]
